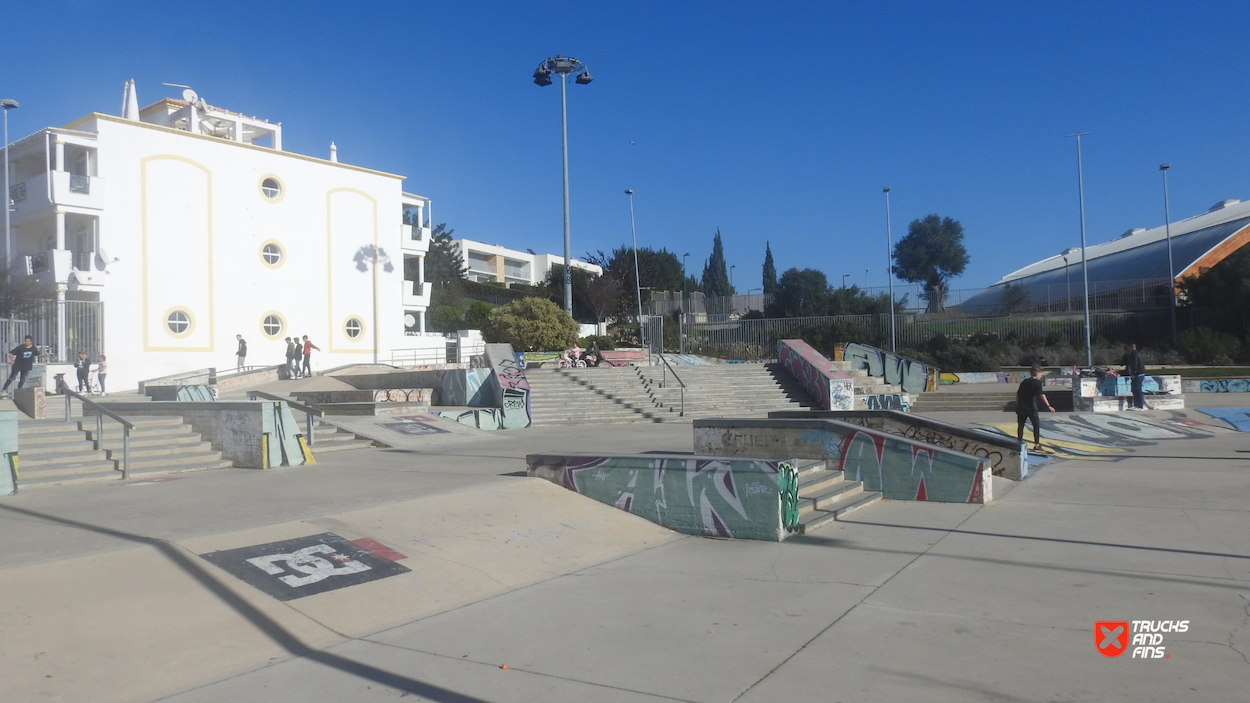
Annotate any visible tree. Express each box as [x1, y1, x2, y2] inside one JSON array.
[[582, 274, 623, 322], [768, 268, 831, 317], [1178, 243, 1250, 337], [1000, 282, 1030, 315], [482, 298, 579, 351], [464, 301, 494, 329], [586, 246, 686, 311], [892, 214, 970, 314], [762, 242, 778, 297], [545, 264, 598, 323], [701, 229, 732, 297], [431, 306, 462, 333], [424, 223, 467, 285]]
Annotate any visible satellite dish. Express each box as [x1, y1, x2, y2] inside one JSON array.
[[182, 88, 199, 103], [95, 247, 111, 270]]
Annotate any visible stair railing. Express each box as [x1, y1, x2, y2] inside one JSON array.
[[63, 390, 135, 479], [246, 390, 325, 446], [654, 354, 686, 417]]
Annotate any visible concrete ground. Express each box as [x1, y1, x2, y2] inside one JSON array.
[[1, 407, 1248, 703]]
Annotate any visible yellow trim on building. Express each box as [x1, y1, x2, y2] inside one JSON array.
[[141, 155, 214, 352]]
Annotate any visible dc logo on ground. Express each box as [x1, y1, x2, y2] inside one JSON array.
[[1096, 621, 1130, 658]]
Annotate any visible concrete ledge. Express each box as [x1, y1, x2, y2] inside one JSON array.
[[527, 452, 801, 541], [215, 366, 282, 392], [694, 417, 992, 503], [13, 387, 46, 420], [768, 409, 1027, 480], [777, 339, 854, 411], [294, 389, 434, 405]]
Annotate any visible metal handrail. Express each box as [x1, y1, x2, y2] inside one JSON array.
[[63, 389, 134, 480], [654, 354, 686, 417], [246, 390, 324, 446]]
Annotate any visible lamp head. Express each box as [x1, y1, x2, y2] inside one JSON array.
[[1160, 163, 1171, 171], [575, 71, 593, 85], [533, 66, 552, 86], [624, 189, 633, 195], [0, 99, 18, 110], [883, 186, 891, 193]]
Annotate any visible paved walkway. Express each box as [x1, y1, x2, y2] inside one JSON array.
[[1, 410, 1247, 702]]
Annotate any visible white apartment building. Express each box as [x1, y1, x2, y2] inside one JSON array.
[[3, 81, 441, 390], [453, 238, 602, 287]]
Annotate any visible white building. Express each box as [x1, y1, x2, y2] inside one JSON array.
[[3, 81, 443, 390], [454, 238, 602, 286]]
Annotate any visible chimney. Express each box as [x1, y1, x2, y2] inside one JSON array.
[[330, 142, 338, 163]]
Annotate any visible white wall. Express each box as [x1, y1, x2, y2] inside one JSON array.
[[84, 115, 414, 389]]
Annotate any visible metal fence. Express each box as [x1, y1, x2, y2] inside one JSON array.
[[644, 278, 1175, 318], [680, 308, 1244, 360], [1, 300, 105, 363]]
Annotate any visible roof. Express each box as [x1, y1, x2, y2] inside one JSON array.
[[139, 97, 261, 122], [961, 198, 1250, 311]]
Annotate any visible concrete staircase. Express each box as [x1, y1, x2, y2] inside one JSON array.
[[16, 416, 234, 488], [308, 419, 377, 453], [794, 463, 882, 534], [908, 389, 1013, 412], [526, 367, 665, 426], [637, 363, 814, 419]]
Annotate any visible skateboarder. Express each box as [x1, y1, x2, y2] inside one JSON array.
[[1016, 366, 1055, 452]]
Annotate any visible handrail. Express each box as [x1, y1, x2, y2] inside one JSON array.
[[654, 354, 686, 417], [247, 391, 324, 446], [63, 389, 134, 480]]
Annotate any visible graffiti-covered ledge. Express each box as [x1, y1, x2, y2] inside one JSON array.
[[526, 453, 802, 542]]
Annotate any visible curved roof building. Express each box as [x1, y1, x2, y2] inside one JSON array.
[[960, 198, 1250, 313]]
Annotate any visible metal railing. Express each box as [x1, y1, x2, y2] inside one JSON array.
[[654, 353, 686, 417], [64, 389, 134, 479], [246, 390, 324, 446]]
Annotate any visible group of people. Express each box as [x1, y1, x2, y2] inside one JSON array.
[[559, 342, 602, 368], [234, 334, 320, 379], [0, 336, 107, 397], [1015, 342, 1151, 453]]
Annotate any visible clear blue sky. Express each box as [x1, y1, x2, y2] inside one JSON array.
[[5, 1, 1248, 293]]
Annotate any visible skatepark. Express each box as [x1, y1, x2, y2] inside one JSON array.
[[1, 348, 1248, 702]]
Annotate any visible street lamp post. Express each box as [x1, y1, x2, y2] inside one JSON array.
[[883, 187, 897, 353], [1061, 250, 1073, 312], [2, 99, 18, 269], [682, 252, 690, 301], [865, 268, 869, 288], [730, 264, 736, 292], [841, 273, 849, 289], [533, 56, 593, 315], [625, 189, 643, 323], [1065, 132, 1093, 367], [1160, 163, 1177, 348]]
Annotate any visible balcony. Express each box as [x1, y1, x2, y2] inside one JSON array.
[[400, 223, 431, 254], [6, 172, 106, 217], [403, 280, 432, 307], [26, 248, 106, 292]]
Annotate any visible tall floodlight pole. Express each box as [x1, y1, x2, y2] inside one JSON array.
[[1160, 163, 1177, 348], [1062, 250, 1073, 312], [1065, 132, 1093, 367], [625, 189, 643, 322], [883, 187, 897, 353], [1, 99, 18, 269], [533, 56, 593, 315]]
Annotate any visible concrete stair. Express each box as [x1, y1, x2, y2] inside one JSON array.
[[637, 363, 814, 419], [526, 367, 666, 426], [908, 390, 1013, 412], [308, 419, 376, 453], [794, 463, 882, 534], [16, 415, 234, 488]]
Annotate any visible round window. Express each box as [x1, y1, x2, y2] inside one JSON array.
[[261, 177, 282, 200], [164, 307, 194, 338], [261, 312, 286, 340], [260, 241, 284, 268], [344, 316, 364, 340]]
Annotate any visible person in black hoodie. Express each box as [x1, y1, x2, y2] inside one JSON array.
[[1120, 343, 1148, 410], [1016, 366, 1055, 452]]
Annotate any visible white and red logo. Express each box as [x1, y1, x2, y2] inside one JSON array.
[[1096, 621, 1129, 658], [1097, 620, 1187, 659]]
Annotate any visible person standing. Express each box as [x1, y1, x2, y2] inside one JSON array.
[[2, 336, 40, 396], [236, 334, 248, 372], [75, 351, 91, 393], [301, 335, 320, 377], [1016, 366, 1055, 452], [1121, 343, 1147, 410], [284, 337, 298, 379], [96, 355, 108, 396]]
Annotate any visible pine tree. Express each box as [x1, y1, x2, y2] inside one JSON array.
[[701, 229, 732, 297], [762, 242, 777, 297]]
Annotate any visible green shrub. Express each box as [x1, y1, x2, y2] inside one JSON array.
[[481, 298, 579, 352], [464, 301, 494, 329], [431, 306, 462, 334], [1178, 327, 1242, 365]]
